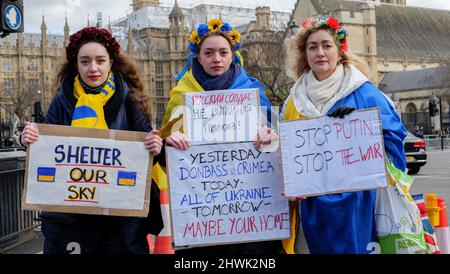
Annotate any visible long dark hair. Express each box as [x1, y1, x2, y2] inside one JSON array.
[[53, 27, 151, 119]]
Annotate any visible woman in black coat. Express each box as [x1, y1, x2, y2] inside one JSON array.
[[21, 27, 164, 254]]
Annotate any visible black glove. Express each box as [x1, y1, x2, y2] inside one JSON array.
[[327, 106, 356, 118]]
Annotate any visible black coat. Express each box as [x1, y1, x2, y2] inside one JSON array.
[[41, 74, 163, 254]]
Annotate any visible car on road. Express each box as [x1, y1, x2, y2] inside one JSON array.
[[404, 131, 427, 175]]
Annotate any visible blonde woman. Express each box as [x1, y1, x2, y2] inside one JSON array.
[[281, 17, 407, 254]]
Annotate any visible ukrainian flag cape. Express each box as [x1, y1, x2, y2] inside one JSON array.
[[154, 68, 272, 211], [283, 81, 407, 254]]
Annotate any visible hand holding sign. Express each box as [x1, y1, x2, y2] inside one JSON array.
[[166, 131, 190, 150], [144, 129, 163, 156], [21, 122, 40, 146], [254, 126, 279, 151], [166, 142, 289, 247], [279, 108, 388, 197], [22, 124, 153, 217]]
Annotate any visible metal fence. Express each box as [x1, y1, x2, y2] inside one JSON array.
[[424, 134, 450, 149], [401, 112, 432, 134], [0, 152, 40, 252]]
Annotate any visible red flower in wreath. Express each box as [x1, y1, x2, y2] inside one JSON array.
[[341, 38, 348, 52], [69, 32, 82, 42], [83, 27, 97, 37], [326, 18, 339, 30], [111, 41, 121, 53], [99, 28, 113, 39]]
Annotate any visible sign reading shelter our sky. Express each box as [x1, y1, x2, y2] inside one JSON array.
[[166, 142, 290, 247], [184, 89, 260, 144], [22, 124, 153, 217], [279, 108, 388, 197]]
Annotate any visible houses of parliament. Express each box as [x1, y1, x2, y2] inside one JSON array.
[[0, 0, 290, 129]]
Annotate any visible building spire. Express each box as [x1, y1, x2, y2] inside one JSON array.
[[41, 15, 47, 31], [127, 22, 134, 54], [169, 0, 184, 27], [64, 12, 70, 47], [64, 13, 69, 32], [41, 14, 48, 50], [108, 16, 112, 33]]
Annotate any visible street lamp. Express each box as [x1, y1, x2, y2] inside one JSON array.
[[37, 89, 44, 107], [283, 20, 300, 40], [33, 90, 45, 123], [288, 20, 299, 36]]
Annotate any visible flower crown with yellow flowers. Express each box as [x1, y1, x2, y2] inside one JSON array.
[[301, 17, 349, 52], [189, 18, 242, 52], [177, 18, 243, 80]]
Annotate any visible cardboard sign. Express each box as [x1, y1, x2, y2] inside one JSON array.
[[279, 108, 388, 197], [22, 124, 152, 217], [166, 142, 290, 247], [184, 89, 260, 144]]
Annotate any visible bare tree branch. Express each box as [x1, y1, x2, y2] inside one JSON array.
[[1, 73, 40, 122], [242, 29, 294, 107]]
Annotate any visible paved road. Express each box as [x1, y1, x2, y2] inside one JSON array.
[[0, 230, 43, 254], [410, 148, 450, 222]]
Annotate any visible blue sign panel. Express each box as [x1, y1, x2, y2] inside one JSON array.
[[4, 5, 22, 30]]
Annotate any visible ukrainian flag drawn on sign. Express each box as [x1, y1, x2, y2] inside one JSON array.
[[37, 167, 56, 182], [117, 171, 137, 186]]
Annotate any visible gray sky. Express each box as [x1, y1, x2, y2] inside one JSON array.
[[23, 0, 450, 35]]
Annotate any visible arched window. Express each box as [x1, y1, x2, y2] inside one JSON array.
[[405, 102, 417, 113]]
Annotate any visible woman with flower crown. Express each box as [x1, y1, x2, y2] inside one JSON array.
[[163, 18, 276, 150], [20, 27, 164, 254], [281, 17, 407, 253], [162, 18, 283, 254]]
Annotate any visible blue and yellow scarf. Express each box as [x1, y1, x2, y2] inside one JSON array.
[[71, 72, 115, 129]]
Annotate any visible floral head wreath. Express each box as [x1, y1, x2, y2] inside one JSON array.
[[66, 27, 121, 63], [301, 17, 348, 52], [177, 18, 243, 80]]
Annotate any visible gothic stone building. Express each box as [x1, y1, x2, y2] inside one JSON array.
[[0, 16, 67, 134], [0, 0, 290, 133], [112, 0, 290, 126]]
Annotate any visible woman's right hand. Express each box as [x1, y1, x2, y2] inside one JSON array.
[[21, 122, 40, 147], [166, 131, 190, 150]]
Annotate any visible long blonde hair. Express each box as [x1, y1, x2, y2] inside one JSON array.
[[285, 24, 369, 80]]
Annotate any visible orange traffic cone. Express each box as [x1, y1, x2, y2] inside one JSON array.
[[426, 193, 440, 227], [435, 198, 450, 254], [153, 189, 175, 254], [147, 234, 155, 253]]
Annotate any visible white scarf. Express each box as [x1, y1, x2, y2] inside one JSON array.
[[289, 64, 369, 118]]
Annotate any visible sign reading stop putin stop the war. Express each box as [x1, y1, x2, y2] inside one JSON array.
[[279, 108, 388, 197], [22, 124, 153, 217]]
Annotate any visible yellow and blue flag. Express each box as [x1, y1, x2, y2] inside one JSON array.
[[71, 105, 99, 128], [71, 73, 115, 129], [117, 171, 137, 186], [37, 167, 56, 182]]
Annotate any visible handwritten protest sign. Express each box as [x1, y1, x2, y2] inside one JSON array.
[[166, 142, 290, 247], [184, 89, 260, 144], [22, 124, 152, 217], [279, 108, 388, 197]]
